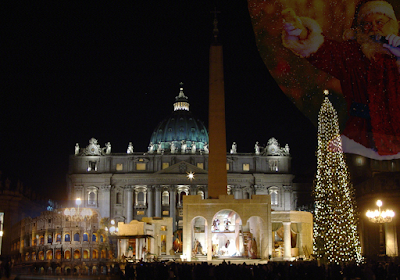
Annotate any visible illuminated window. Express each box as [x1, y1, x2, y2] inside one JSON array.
[[55, 250, 61, 260], [74, 233, 80, 242], [162, 162, 170, 169], [197, 163, 204, 169], [65, 233, 71, 242], [47, 234, 52, 244], [46, 250, 53, 260], [74, 249, 80, 259], [136, 163, 146, 170], [243, 163, 250, 171], [87, 161, 97, 171], [83, 249, 89, 259], [88, 191, 96, 205], [269, 188, 279, 206], [92, 233, 97, 242], [116, 164, 123, 171], [226, 163, 230, 170], [83, 233, 89, 242], [39, 251, 44, 260], [161, 226, 167, 231], [269, 160, 278, 171], [101, 250, 106, 259], [40, 235, 44, 245], [93, 249, 98, 259], [162, 191, 169, 205], [56, 234, 61, 243], [162, 210, 169, 216], [137, 211, 145, 215]]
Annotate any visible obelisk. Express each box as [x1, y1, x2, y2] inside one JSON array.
[[208, 11, 227, 198]]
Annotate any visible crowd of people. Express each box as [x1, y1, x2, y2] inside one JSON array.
[[120, 260, 400, 280]]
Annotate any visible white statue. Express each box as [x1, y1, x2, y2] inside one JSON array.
[[105, 142, 111, 154], [148, 142, 154, 154], [181, 140, 187, 154], [191, 142, 196, 154], [203, 142, 209, 154], [75, 143, 80, 155], [230, 142, 237, 154], [157, 142, 163, 154], [255, 142, 260, 155], [282, 144, 290, 156], [170, 141, 176, 154], [127, 142, 134, 154]]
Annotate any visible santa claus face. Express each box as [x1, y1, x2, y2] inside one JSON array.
[[361, 13, 393, 36]]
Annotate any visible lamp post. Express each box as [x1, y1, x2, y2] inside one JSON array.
[[366, 200, 395, 255], [105, 219, 119, 261]]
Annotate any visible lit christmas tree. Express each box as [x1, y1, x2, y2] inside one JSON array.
[[313, 90, 363, 264]]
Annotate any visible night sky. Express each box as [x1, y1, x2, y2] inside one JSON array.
[[2, 1, 317, 201]]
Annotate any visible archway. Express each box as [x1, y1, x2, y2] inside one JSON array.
[[243, 216, 267, 259], [211, 210, 242, 257], [191, 216, 208, 257]]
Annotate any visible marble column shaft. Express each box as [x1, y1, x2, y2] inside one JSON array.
[[155, 186, 161, 217], [283, 222, 291, 259], [125, 186, 134, 223]]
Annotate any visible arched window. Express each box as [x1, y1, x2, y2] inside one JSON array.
[[116, 192, 122, 204], [88, 191, 96, 205], [83, 233, 89, 242], [92, 233, 97, 242], [47, 234, 52, 244], [65, 233, 71, 242], [39, 251, 44, 260], [32, 252, 36, 260], [74, 249, 80, 259], [40, 235, 44, 245], [64, 250, 71, 259], [93, 249, 98, 259], [138, 192, 144, 205], [46, 250, 53, 260], [83, 249, 89, 259], [56, 233, 61, 242], [162, 191, 169, 206], [101, 250, 106, 259], [100, 234, 105, 243], [74, 233, 80, 242], [55, 250, 61, 260], [269, 187, 279, 206]]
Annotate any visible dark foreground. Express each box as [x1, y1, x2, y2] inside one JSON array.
[[2, 260, 400, 280]]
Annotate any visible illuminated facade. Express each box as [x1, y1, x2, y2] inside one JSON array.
[[9, 208, 116, 274], [67, 86, 313, 260]]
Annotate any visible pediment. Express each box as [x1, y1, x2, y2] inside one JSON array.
[[156, 161, 208, 174]]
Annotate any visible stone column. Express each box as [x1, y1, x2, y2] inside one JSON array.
[[283, 222, 291, 260], [125, 186, 134, 223], [283, 186, 292, 211], [100, 185, 111, 218], [147, 186, 154, 217], [190, 186, 197, 195], [155, 186, 162, 217], [233, 185, 242, 199], [169, 186, 177, 232]]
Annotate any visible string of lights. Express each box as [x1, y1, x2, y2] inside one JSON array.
[[313, 90, 363, 264]]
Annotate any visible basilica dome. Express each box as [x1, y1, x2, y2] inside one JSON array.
[[148, 84, 209, 153]]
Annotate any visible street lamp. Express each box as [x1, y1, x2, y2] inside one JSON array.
[[366, 200, 395, 223], [366, 199, 395, 255]]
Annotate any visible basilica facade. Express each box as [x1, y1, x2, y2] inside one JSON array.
[[67, 86, 311, 259]]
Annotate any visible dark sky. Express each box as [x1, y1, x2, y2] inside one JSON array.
[[2, 1, 317, 201]]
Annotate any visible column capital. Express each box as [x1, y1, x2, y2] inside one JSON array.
[[168, 185, 176, 193], [100, 185, 111, 191], [283, 185, 292, 192], [124, 185, 134, 191]]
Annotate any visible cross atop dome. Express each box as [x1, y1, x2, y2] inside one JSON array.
[[174, 82, 190, 111]]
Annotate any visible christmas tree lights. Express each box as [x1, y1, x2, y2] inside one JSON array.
[[313, 90, 363, 264]]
